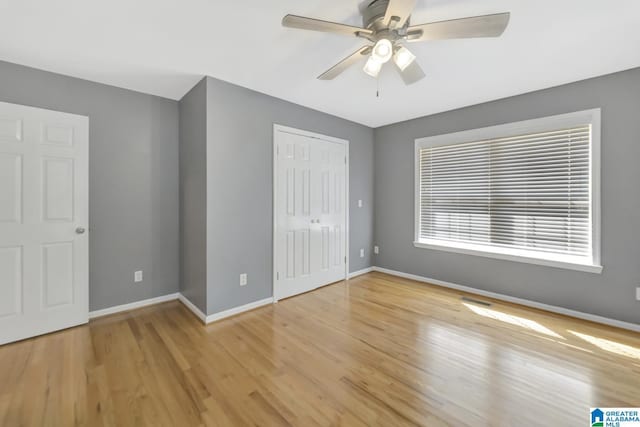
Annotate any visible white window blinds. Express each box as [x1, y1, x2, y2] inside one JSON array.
[[417, 116, 599, 269]]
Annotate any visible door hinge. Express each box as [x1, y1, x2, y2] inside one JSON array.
[[344, 256, 347, 264], [277, 145, 280, 155], [276, 272, 280, 280], [344, 156, 347, 164]]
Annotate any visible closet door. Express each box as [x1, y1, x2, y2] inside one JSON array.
[[310, 138, 347, 288], [274, 126, 347, 301]]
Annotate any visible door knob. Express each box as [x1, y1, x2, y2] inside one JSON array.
[[75, 227, 86, 234]]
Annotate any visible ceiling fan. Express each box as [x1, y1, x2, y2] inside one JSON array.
[[282, 0, 510, 85]]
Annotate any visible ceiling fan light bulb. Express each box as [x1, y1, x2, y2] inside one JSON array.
[[372, 39, 393, 63], [394, 46, 416, 71], [363, 57, 382, 78]]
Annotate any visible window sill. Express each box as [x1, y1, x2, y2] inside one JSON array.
[[413, 241, 603, 274]]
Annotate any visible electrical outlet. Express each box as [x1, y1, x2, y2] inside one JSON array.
[[360, 248, 365, 258], [636, 287, 640, 301], [134, 270, 143, 283], [240, 273, 248, 286], [358, 199, 363, 208], [374, 245, 379, 254]]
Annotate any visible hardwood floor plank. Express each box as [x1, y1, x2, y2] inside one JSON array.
[[1, 272, 640, 426]]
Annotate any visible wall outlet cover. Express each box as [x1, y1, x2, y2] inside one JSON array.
[[134, 270, 143, 283], [240, 273, 248, 286], [360, 248, 365, 258], [636, 287, 640, 301], [358, 199, 363, 208], [374, 245, 379, 254]]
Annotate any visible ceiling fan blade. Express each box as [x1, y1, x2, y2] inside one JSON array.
[[318, 46, 372, 80], [282, 15, 373, 37], [406, 12, 510, 42], [396, 60, 425, 85], [383, 0, 417, 29]]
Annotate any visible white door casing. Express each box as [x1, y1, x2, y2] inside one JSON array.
[[273, 125, 348, 301], [0, 101, 89, 345]]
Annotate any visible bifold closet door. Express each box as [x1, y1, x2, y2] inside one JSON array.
[[274, 128, 347, 301]]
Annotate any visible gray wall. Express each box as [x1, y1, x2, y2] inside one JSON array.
[[8, 57, 632, 324], [205, 76, 374, 314], [179, 78, 208, 313], [0, 60, 180, 311], [374, 67, 640, 324]]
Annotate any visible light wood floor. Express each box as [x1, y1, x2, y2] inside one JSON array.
[[1, 272, 639, 426]]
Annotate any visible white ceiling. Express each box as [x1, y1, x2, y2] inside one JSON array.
[[1, 0, 639, 127]]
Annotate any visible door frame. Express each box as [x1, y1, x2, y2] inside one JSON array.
[[272, 124, 349, 302]]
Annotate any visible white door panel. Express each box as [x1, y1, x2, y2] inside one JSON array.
[[274, 127, 347, 300], [0, 153, 22, 223], [0, 246, 22, 318], [0, 101, 88, 346], [0, 117, 22, 143], [42, 242, 74, 308]]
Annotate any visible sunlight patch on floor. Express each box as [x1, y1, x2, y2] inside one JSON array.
[[568, 330, 640, 360], [463, 303, 564, 338]]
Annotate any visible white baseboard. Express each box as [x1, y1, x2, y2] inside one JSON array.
[[89, 293, 180, 319], [348, 267, 374, 279], [205, 297, 273, 323], [371, 266, 640, 333], [89, 268, 637, 333], [178, 294, 207, 323], [90, 291, 273, 325]]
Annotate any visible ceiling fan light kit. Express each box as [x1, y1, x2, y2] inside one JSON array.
[[393, 46, 416, 71], [282, 0, 510, 85], [363, 57, 383, 77], [372, 38, 393, 63]]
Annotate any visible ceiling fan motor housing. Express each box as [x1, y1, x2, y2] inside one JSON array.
[[364, 0, 390, 30], [364, 0, 409, 41]]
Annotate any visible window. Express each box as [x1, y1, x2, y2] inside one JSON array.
[[414, 109, 601, 273]]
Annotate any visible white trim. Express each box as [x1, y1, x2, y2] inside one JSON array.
[[413, 241, 603, 274], [273, 125, 277, 302], [205, 297, 273, 323], [414, 109, 602, 149], [414, 109, 602, 273], [89, 292, 273, 325], [348, 267, 374, 279], [273, 124, 349, 145], [272, 124, 350, 302], [345, 140, 350, 287], [178, 294, 207, 323], [590, 109, 602, 267], [89, 293, 180, 319], [371, 267, 640, 333]]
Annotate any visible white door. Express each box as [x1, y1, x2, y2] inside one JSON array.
[[0, 101, 89, 345], [274, 126, 347, 300]]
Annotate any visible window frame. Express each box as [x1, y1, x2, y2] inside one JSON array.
[[414, 109, 602, 274]]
